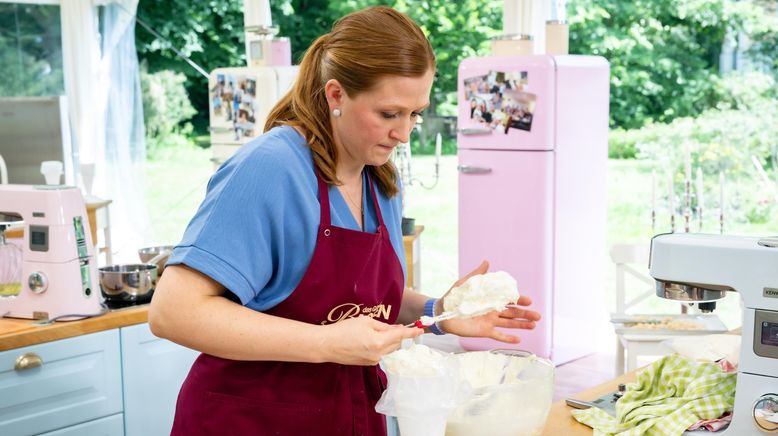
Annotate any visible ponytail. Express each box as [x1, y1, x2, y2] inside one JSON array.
[[265, 35, 340, 186], [265, 6, 436, 198]]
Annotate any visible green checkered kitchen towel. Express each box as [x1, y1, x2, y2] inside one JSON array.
[[571, 354, 736, 436]]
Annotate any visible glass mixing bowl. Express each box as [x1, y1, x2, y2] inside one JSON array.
[[446, 350, 554, 436]]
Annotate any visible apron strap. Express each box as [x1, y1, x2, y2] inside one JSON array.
[[366, 170, 385, 228], [315, 171, 332, 226]]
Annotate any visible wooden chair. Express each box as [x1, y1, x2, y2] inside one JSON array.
[[610, 243, 699, 375]]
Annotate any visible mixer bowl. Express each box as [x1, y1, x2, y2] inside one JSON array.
[[138, 245, 174, 275], [98, 264, 157, 303]]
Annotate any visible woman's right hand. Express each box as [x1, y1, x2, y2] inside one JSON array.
[[319, 316, 422, 366]]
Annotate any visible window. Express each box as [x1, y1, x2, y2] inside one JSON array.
[[0, 2, 64, 96]]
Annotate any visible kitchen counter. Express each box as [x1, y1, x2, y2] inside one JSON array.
[[0, 305, 148, 351], [2, 302, 639, 435], [542, 368, 638, 435]]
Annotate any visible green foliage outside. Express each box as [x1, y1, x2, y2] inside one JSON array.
[[135, 0, 246, 134], [135, 0, 778, 156], [569, 0, 778, 130], [0, 4, 64, 97], [135, 0, 503, 151], [633, 71, 778, 225], [139, 66, 197, 158]]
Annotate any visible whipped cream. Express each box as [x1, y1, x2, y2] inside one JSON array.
[[443, 271, 519, 317], [382, 343, 448, 377], [455, 351, 506, 388], [447, 352, 552, 436]]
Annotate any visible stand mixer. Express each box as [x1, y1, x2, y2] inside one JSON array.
[[0, 185, 102, 321], [650, 233, 778, 434]]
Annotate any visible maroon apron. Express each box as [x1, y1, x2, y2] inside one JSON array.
[[171, 171, 404, 436]]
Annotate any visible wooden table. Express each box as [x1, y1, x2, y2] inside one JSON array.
[[542, 369, 638, 435], [0, 305, 148, 351], [403, 225, 424, 290]]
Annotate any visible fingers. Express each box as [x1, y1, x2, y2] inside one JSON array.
[[515, 295, 533, 306], [389, 325, 424, 340], [369, 318, 422, 338], [451, 260, 490, 288], [464, 260, 489, 280], [489, 329, 520, 344], [499, 306, 541, 322], [496, 318, 537, 330], [471, 260, 489, 276], [370, 318, 398, 331], [368, 316, 422, 349], [384, 329, 422, 352]]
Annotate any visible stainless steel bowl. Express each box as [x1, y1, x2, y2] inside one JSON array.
[[98, 264, 157, 303], [138, 246, 174, 275]]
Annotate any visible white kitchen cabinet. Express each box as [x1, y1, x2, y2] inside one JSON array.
[[0, 323, 198, 436], [120, 323, 199, 436], [38, 414, 124, 436], [0, 330, 123, 436], [387, 416, 399, 436]]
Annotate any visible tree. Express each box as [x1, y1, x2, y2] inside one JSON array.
[[0, 3, 64, 96], [568, 0, 778, 129], [135, 0, 245, 133], [134, 0, 778, 137]]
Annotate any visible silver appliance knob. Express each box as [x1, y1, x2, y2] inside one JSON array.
[[754, 393, 778, 433], [28, 272, 48, 294]]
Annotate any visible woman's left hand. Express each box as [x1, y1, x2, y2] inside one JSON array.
[[436, 261, 542, 344]]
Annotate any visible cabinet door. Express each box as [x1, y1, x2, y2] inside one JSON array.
[[120, 323, 199, 436], [39, 413, 123, 436], [458, 149, 554, 356], [0, 330, 122, 436]]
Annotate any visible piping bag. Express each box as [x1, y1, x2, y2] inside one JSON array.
[[375, 344, 471, 436]]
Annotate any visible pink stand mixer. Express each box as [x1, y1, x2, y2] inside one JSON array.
[[0, 185, 103, 321]]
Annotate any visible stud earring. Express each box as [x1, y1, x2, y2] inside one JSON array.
[[332, 108, 342, 118]]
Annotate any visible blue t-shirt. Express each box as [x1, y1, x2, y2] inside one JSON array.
[[167, 125, 407, 311]]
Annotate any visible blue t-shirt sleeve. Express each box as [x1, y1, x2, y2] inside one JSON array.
[[167, 136, 316, 305]]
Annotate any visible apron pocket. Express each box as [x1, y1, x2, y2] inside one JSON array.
[[203, 391, 338, 436]]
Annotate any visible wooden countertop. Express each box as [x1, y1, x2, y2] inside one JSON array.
[[542, 369, 638, 435], [0, 305, 149, 351]]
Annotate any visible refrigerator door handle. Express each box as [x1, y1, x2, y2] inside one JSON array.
[[457, 127, 493, 136], [458, 164, 492, 174]]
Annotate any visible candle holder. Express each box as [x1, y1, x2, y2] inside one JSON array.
[[684, 178, 691, 233], [651, 209, 656, 234]]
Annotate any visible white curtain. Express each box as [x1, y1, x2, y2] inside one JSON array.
[[99, 0, 150, 261], [61, 0, 149, 263], [61, 0, 101, 165]]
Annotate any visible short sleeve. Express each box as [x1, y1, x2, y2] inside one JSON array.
[[167, 129, 319, 307]]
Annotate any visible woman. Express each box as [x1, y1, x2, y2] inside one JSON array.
[[149, 6, 540, 435]]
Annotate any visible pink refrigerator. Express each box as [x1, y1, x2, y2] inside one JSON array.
[[457, 55, 609, 364]]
